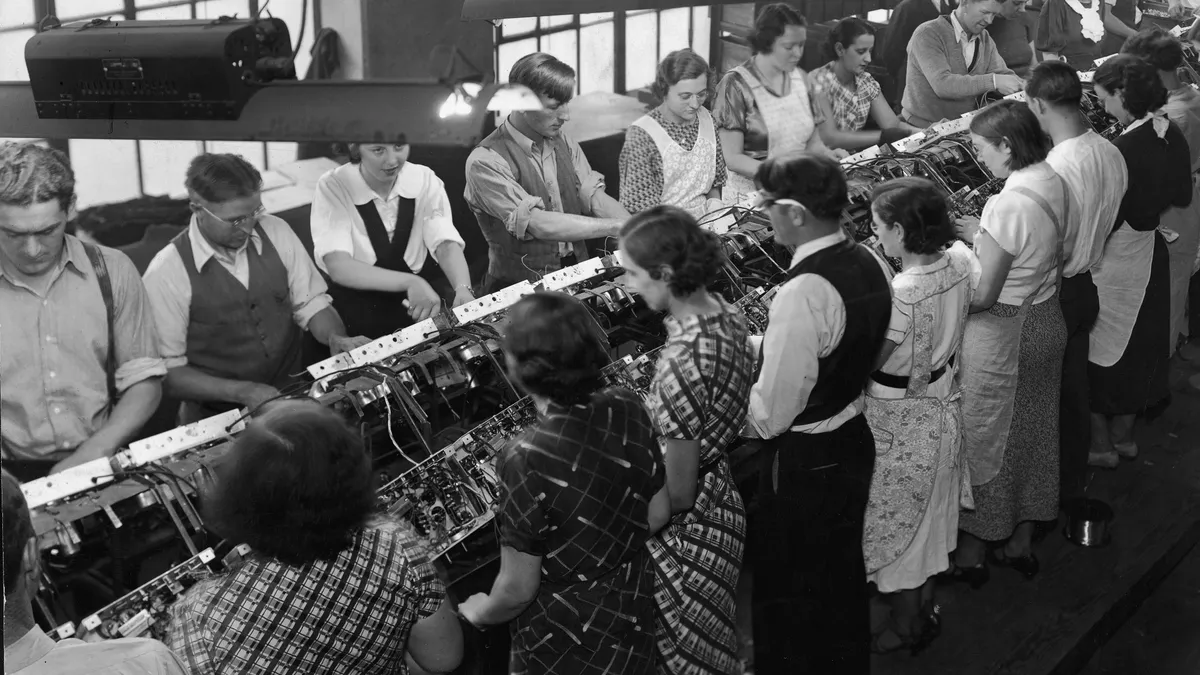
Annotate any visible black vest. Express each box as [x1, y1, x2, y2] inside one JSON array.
[[788, 239, 892, 426]]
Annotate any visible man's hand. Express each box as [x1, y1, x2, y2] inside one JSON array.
[[50, 435, 118, 474], [236, 382, 282, 411], [403, 277, 442, 321], [458, 592, 490, 627], [451, 287, 476, 308], [826, 147, 851, 160], [330, 334, 372, 355], [956, 215, 981, 242], [995, 74, 1024, 95]]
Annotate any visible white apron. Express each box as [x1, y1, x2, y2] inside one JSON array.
[[631, 108, 719, 220], [1089, 114, 1167, 366], [724, 65, 817, 202]]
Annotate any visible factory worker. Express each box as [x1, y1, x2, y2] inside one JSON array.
[[0, 142, 165, 479], [143, 153, 369, 424], [744, 154, 891, 675], [311, 137, 474, 339], [465, 52, 631, 295]]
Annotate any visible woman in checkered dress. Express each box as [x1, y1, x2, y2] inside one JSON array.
[[620, 206, 755, 675]]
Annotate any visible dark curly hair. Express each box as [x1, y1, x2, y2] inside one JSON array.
[[826, 17, 874, 61], [870, 177, 956, 255], [1121, 27, 1184, 72], [201, 400, 375, 567], [755, 153, 849, 220], [185, 153, 263, 203], [652, 49, 711, 100], [619, 205, 725, 296], [969, 99, 1050, 171], [750, 3, 807, 54], [504, 292, 610, 406], [1093, 54, 1168, 120]]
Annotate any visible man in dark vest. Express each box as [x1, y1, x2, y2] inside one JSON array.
[[143, 154, 368, 423], [744, 154, 892, 674], [465, 52, 631, 295]]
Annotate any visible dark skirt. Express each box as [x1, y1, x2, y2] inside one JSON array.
[[1089, 233, 1171, 415]]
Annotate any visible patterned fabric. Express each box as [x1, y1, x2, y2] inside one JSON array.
[[644, 299, 754, 675], [619, 106, 728, 216], [808, 63, 882, 133], [165, 520, 445, 675], [498, 387, 664, 675]]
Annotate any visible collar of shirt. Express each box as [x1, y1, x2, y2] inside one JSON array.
[[788, 229, 849, 269], [0, 234, 90, 292], [948, 10, 977, 47], [503, 116, 546, 156], [186, 215, 262, 270], [4, 625, 61, 672], [1003, 161, 1056, 191], [340, 161, 421, 207]]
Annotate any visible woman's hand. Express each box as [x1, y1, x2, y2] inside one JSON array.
[[955, 215, 981, 243], [404, 277, 443, 321], [451, 287, 476, 308], [330, 334, 372, 355], [826, 147, 851, 161]]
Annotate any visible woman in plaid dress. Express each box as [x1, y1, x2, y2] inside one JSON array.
[[620, 206, 755, 675]]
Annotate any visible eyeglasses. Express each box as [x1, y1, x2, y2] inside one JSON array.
[[193, 202, 266, 232], [760, 196, 805, 210]]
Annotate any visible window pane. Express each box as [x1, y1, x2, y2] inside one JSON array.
[[205, 141, 265, 169], [194, 0, 251, 20], [136, 4, 194, 20], [579, 21, 613, 94], [541, 15, 572, 29], [580, 12, 613, 24], [541, 30, 578, 88], [659, 8, 690, 58], [0, 30, 33, 81], [140, 140, 203, 197], [497, 38, 536, 83], [625, 11, 657, 91], [500, 17, 536, 37], [1, 0, 34, 29], [692, 7, 711, 63], [70, 139, 141, 209], [266, 0, 316, 77], [54, 0, 124, 19], [266, 142, 299, 169]]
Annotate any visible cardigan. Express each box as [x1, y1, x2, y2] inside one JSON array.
[[881, 0, 955, 103], [901, 15, 1015, 126]]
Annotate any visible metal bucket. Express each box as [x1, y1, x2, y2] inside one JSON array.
[[1063, 498, 1113, 547]]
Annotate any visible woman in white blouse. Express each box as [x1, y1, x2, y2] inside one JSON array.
[[310, 140, 475, 339]]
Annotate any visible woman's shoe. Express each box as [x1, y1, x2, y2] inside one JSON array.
[[940, 562, 990, 589], [990, 548, 1040, 580], [870, 618, 936, 657], [920, 603, 942, 641], [1114, 441, 1139, 460], [1088, 450, 1119, 469]]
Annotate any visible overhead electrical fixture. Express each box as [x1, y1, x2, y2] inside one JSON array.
[[439, 82, 542, 119]]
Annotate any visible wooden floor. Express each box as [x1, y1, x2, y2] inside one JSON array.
[[870, 353, 1200, 675]]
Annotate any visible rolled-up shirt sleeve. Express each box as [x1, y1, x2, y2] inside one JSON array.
[[310, 173, 358, 271], [566, 134, 605, 212], [260, 217, 332, 330], [106, 249, 167, 390], [417, 169, 467, 259], [465, 148, 545, 240], [142, 248, 193, 370]]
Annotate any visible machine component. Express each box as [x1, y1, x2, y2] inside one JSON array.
[[22, 459, 116, 511], [452, 281, 537, 325], [25, 18, 294, 121], [117, 408, 246, 470]]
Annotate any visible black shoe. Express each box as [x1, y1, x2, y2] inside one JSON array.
[[940, 562, 990, 589], [989, 548, 1039, 580]]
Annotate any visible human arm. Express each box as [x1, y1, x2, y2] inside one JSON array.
[[405, 599, 465, 674], [412, 168, 475, 305], [306, 305, 370, 354], [322, 252, 443, 321], [165, 366, 281, 409], [1035, 0, 1070, 56], [970, 231, 1015, 312], [618, 124, 665, 214], [459, 545, 542, 626], [713, 72, 765, 179], [719, 128, 762, 180], [810, 76, 883, 150], [52, 379, 162, 473], [870, 95, 922, 138], [910, 27, 1009, 99], [799, 81, 850, 160], [1102, 0, 1138, 38], [568, 133, 631, 222], [649, 347, 710, 514], [436, 241, 475, 306]]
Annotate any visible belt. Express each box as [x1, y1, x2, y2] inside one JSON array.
[[870, 353, 955, 389]]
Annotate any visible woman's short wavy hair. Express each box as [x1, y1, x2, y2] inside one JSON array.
[[969, 99, 1050, 172], [870, 177, 957, 255], [1093, 54, 1169, 120], [826, 17, 874, 61], [750, 3, 807, 54], [1121, 27, 1185, 72], [0, 142, 75, 214], [651, 49, 712, 100], [620, 205, 725, 297], [202, 400, 375, 567], [504, 292, 610, 406]]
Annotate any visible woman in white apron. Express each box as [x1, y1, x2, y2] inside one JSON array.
[[712, 3, 848, 204], [1122, 31, 1200, 354], [953, 100, 1068, 583], [619, 50, 727, 221], [1087, 56, 1191, 464], [861, 178, 977, 655]]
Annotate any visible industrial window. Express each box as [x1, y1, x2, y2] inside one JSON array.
[[0, 0, 318, 210], [494, 7, 712, 96]]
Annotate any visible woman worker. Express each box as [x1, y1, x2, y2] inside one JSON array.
[[1036, 0, 1105, 70], [713, 3, 848, 203], [620, 49, 728, 219], [310, 137, 475, 340]]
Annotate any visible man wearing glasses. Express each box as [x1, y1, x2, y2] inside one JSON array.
[[143, 153, 368, 424], [0, 142, 166, 479]]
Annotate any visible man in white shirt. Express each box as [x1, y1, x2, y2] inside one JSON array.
[[1026, 62, 1129, 482], [143, 154, 369, 423], [745, 154, 892, 674], [3, 469, 188, 675]]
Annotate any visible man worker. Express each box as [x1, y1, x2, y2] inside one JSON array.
[[0, 142, 165, 480], [3, 469, 189, 673], [465, 52, 632, 294], [881, 0, 957, 106], [143, 153, 369, 424], [902, 0, 1026, 127]]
